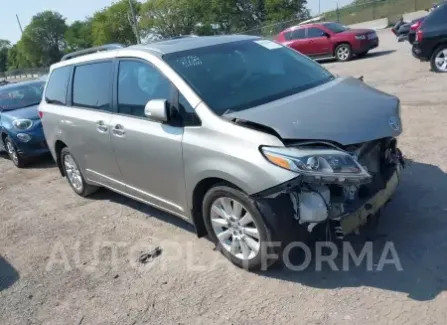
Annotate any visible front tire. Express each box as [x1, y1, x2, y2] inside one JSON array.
[[430, 45, 447, 73], [60, 147, 98, 197], [335, 44, 353, 62], [202, 185, 278, 270], [5, 137, 26, 168]]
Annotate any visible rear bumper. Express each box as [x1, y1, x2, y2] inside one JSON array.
[[412, 43, 431, 61]]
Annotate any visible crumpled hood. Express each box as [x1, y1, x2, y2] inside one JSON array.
[[226, 77, 401, 146]]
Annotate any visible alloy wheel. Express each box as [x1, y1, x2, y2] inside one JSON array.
[[6, 140, 19, 166], [210, 197, 261, 260], [434, 49, 447, 72], [337, 47, 350, 61], [64, 154, 84, 192]]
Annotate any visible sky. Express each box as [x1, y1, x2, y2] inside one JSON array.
[[0, 0, 354, 44]]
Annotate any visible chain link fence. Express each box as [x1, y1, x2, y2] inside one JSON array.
[[325, 0, 434, 26], [0, 68, 49, 82], [238, 0, 435, 38]]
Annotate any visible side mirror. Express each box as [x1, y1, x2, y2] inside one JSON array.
[[144, 99, 169, 123], [323, 32, 330, 38]]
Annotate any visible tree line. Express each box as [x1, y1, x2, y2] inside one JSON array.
[[0, 0, 309, 72]]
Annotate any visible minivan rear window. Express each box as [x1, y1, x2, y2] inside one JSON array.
[[72, 61, 113, 111], [45, 66, 71, 105]]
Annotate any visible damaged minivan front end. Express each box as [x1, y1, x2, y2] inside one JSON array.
[[252, 137, 404, 239], [222, 76, 405, 240]]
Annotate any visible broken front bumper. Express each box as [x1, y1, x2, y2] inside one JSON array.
[[336, 168, 400, 236], [252, 163, 402, 242]]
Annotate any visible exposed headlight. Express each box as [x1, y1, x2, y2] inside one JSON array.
[[355, 35, 366, 40], [13, 119, 33, 130], [261, 146, 371, 184]]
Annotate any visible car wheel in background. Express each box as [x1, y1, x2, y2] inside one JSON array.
[[60, 147, 99, 197], [356, 51, 369, 58], [202, 184, 278, 270], [430, 46, 447, 73], [335, 44, 353, 62], [5, 137, 26, 168]]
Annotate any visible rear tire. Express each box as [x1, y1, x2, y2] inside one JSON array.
[[202, 185, 279, 270], [335, 43, 353, 62], [60, 147, 98, 197], [430, 45, 447, 73], [5, 137, 26, 168]]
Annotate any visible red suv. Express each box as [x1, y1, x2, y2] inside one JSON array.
[[276, 22, 379, 61]]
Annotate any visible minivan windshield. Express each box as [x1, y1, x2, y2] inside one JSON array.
[[323, 22, 350, 33], [163, 39, 334, 115], [0, 82, 44, 111]]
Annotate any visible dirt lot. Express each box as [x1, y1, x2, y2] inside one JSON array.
[[1, 30, 447, 325]]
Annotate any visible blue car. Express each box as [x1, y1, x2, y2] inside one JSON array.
[[0, 80, 49, 168]]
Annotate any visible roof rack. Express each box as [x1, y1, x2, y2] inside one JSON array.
[[61, 44, 126, 61]]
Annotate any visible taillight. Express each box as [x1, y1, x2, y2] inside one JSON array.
[[411, 21, 422, 30], [38, 111, 43, 118], [416, 29, 423, 42]]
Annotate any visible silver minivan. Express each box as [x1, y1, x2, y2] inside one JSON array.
[[40, 36, 404, 269]]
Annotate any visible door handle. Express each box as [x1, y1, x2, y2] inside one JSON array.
[[96, 120, 108, 133], [112, 124, 125, 136]]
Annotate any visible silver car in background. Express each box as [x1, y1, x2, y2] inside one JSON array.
[[39, 36, 404, 270]]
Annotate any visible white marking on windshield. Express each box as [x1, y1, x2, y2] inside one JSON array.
[[254, 40, 282, 50]]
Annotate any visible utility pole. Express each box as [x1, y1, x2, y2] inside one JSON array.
[[16, 14, 23, 34], [319, 0, 321, 15], [128, 0, 141, 44], [336, 1, 340, 23]]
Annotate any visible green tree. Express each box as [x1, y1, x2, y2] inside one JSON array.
[[140, 0, 208, 38], [7, 44, 18, 70], [206, 0, 308, 34], [7, 41, 32, 70], [265, 0, 310, 23], [91, 0, 140, 46], [65, 20, 93, 52], [0, 40, 11, 73], [20, 11, 67, 67]]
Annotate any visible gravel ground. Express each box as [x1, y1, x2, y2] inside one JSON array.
[[1, 30, 447, 325]]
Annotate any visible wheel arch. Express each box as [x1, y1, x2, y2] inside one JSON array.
[[0, 131, 8, 146], [333, 41, 352, 56], [54, 140, 68, 176], [191, 177, 243, 238], [431, 42, 447, 59]]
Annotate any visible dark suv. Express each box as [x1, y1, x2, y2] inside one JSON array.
[[412, 2, 447, 72]]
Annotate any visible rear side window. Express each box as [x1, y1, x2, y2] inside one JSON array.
[[291, 29, 305, 40], [284, 29, 305, 41], [45, 66, 71, 105], [423, 4, 447, 26], [72, 61, 113, 111]]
